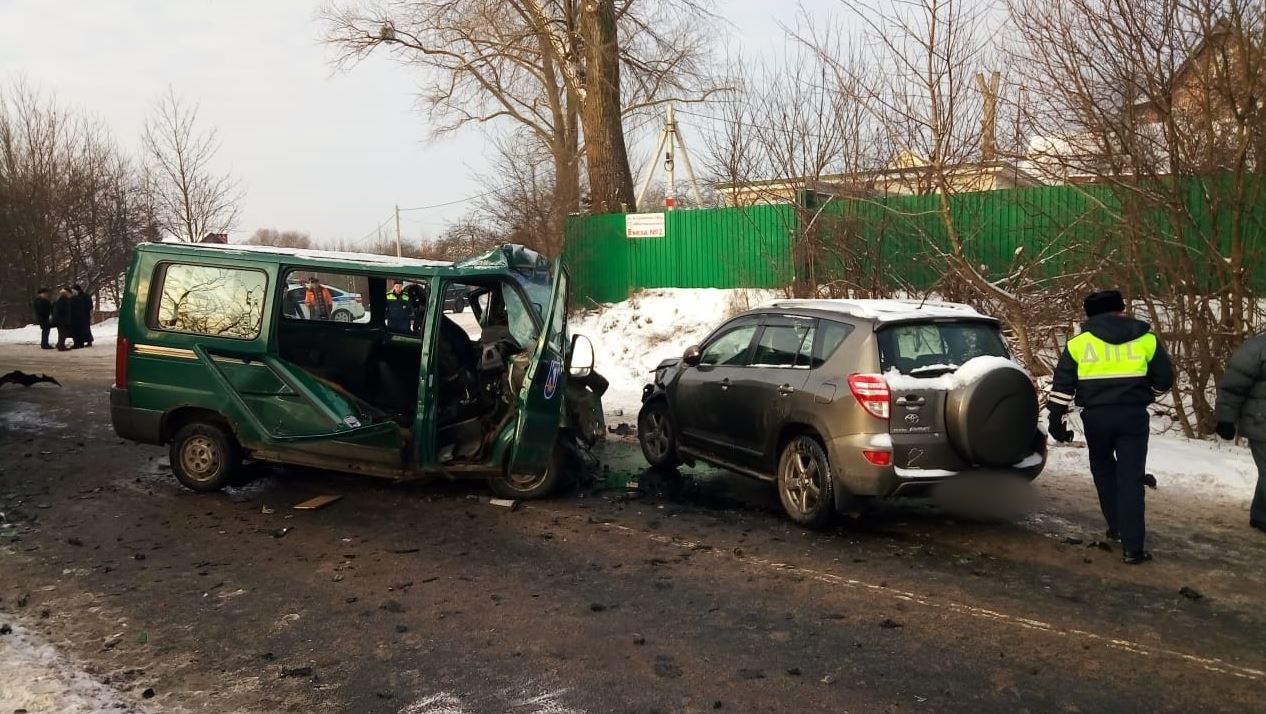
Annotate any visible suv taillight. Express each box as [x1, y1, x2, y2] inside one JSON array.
[[115, 335, 129, 388], [848, 373, 890, 419]]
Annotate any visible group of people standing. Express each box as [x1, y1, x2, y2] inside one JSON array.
[[31, 285, 95, 351]]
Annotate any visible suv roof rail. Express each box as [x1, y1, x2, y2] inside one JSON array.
[[768, 298, 985, 322]]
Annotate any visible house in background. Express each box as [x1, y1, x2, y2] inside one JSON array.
[[716, 152, 1044, 206]]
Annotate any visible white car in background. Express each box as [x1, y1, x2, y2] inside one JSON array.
[[283, 284, 368, 323]]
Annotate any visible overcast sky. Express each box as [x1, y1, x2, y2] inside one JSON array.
[[0, 0, 829, 247]]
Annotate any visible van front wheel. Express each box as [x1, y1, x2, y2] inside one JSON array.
[[171, 422, 241, 492], [490, 442, 567, 500]]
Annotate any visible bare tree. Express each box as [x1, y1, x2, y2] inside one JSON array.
[[322, 0, 723, 219], [142, 88, 241, 242], [245, 228, 312, 249], [0, 81, 151, 326], [1008, 0, 1266, 434]]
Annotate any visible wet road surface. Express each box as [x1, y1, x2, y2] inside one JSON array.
[[2, 347, 1265, 713]]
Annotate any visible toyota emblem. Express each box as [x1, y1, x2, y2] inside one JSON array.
[[904, 413, 920, 424]]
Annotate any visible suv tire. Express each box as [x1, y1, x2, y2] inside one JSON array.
[[638, 399, 681, 469], [170, 421, 241, 492], [777, 435, 835, 529]]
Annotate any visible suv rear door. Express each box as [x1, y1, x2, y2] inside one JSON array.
[[879, 319, 1010, 472]]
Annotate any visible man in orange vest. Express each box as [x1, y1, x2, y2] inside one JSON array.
[[305, 277, 333, 320]]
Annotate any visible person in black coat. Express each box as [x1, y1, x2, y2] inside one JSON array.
[[1214, 332, 1266, 533], [71, 284, 93, 347], [52, 287, 75, 351], [32, 288, 53, 350]]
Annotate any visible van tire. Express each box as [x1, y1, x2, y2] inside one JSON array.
[[170, 422, 241, 492], [490, 441, 568, 500], [777, 435, 835, 529]]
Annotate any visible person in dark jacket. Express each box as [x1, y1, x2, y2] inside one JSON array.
[[32, 288, 53, 350], [1047, 289, 1175, 564], [1213, 332, 1266, 532], [52, 287, 75, 351], [385, 281, 414, 332], [71, 284, 93, 347]]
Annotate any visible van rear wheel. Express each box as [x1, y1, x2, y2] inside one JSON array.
[[777, 435, 835, 529], [171, 422, 241, 492]]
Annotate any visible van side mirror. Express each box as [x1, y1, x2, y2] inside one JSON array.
[[682, 345, 702, 366], [569, 334, 595, 377]]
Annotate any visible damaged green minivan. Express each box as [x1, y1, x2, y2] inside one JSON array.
[[109, 242, 605, 498]]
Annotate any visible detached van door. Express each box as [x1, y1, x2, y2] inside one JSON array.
[[507, 262, 570, 477]]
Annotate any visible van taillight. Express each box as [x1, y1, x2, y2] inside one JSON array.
[[115, 335, 129, 388], [848, 373, 890, 419]]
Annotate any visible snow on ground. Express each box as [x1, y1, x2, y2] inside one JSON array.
[[1047, 431, 1261, 504], [576, 288, 1261, 504], [573, 288, 782, 418], [0, 622, 149, 714], [0, 318, 118, 346]]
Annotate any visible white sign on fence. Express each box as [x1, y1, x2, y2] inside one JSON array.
[[625, 212, 666, 238]]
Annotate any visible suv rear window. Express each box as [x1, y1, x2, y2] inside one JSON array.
[[878, 321, 1008, 375]]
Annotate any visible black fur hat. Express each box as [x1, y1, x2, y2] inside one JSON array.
[[1084, 289, 1126, 317]]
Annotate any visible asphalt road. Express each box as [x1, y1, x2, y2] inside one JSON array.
[[2, 345, 1265, 713]]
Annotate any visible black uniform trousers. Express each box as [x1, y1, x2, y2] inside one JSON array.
[[1081, 405, 1149, 552]]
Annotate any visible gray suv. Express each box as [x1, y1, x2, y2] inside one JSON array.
[[637, 299, 1046, 528]]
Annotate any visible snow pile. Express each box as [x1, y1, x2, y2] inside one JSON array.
[[0, 622, 150, 713], [884, 355, 1026, 391], [0, 318, 118, 346], [572, 288, 782, 416], [1047, 431, 1261, 502]]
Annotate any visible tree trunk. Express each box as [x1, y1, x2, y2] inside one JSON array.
[[580, 0, 636, 214]]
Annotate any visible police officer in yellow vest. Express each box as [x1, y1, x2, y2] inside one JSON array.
[[1048, 290, 1174, 564]]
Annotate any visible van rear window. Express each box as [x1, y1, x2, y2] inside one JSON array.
[[877, 321, 1008, 375], [152, 263, 267, 339]]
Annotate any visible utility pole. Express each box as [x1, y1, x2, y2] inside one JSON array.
[[976, 71, 1002, 162], [394, 204, 403, 257], [635, 105, 704, 210]]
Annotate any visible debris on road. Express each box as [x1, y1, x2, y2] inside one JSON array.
[[608, 422, 635, 437], [488, 498, 518, 510], [294, 495, 342, 510], [272, 527, 291, 539], [589, 602, 607, 612], [0, 370, 61, 388], [1179, 586, 1204, 601], [261, 505, 275, 515], [880, 618, 903, 629], [280, 666, 313, 678]]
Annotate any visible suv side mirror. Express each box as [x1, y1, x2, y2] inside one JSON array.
[[569, 334, 595, 377], [682, 344, 702, 366]]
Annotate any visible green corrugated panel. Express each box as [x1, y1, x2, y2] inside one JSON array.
[[564, 178, 1266, 301]]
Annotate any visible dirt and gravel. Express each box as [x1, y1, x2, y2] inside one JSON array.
[[2, 343, 1265, 713]]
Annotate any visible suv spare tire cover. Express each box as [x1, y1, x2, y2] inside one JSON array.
[[945, 364, 1037, 468]]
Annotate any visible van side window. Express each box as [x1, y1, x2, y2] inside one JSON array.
[[281, 270, 369, 324], [152, 263, 267, 339]]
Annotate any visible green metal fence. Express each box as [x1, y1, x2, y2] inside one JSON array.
[[563, 204, 796, 305], [563, 177, 1266, 305]]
